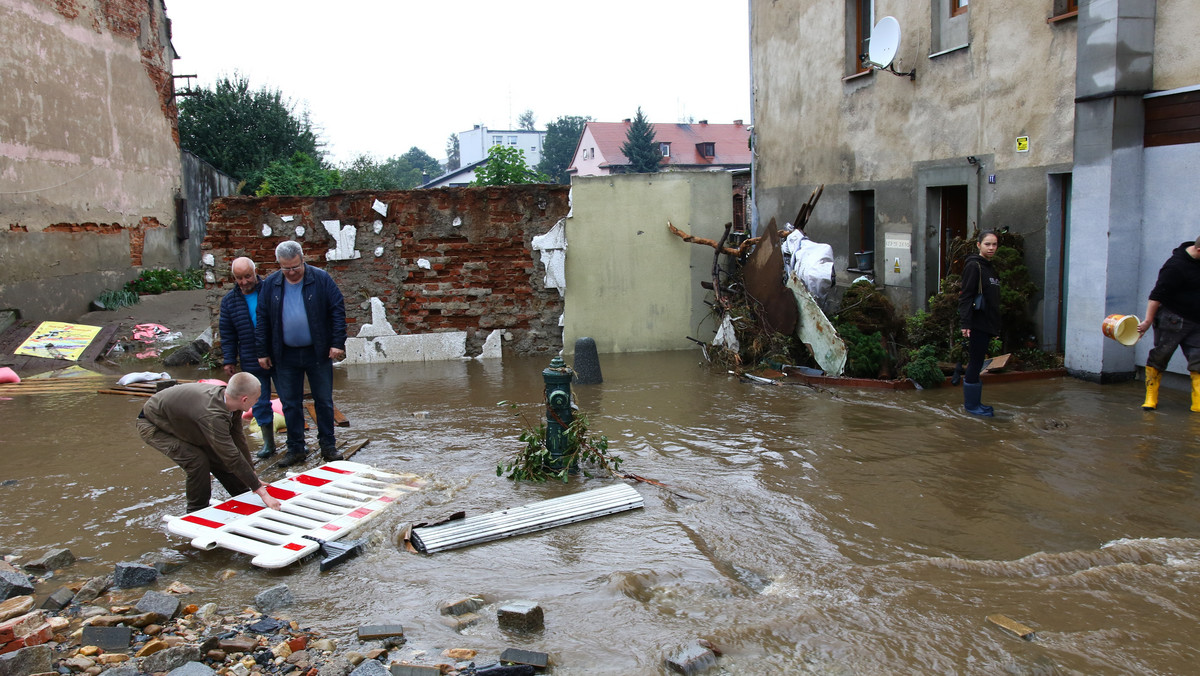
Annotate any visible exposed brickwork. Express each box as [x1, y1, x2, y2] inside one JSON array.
[[44, 222, 123, 234], [202, 186, 569, 356]]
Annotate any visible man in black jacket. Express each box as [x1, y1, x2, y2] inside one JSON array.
[[219, 257, 277, 458], [1137, 235, 1200, 412], [256, 241, 347, 467]]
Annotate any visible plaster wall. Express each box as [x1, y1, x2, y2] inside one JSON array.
[[563, 172, 729, 354], [1153, 0, 1200, 91], [751, 0, 1076, 315], [0, 0, 181, 319]]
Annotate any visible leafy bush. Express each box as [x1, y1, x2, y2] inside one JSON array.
[[472, 145, 550, 186], [903, 344, 946, 389], [255, 151, 341, 196], [125, 268, 204, 295], [94, 288, 140, 310], [837, 322, 887, 378]]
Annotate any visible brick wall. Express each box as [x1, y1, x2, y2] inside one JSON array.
[[202, 185, 570, 356]]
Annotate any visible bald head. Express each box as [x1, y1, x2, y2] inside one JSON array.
[[231, 257, 258, 295]]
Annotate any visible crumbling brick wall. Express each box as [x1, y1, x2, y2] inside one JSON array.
[[201, 185, 570, 356]]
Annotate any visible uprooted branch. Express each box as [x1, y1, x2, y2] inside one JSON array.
[[667, 221, 760, 257]]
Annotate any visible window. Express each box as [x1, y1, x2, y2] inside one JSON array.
[[492, 135, 503, 145], [1049, 0, 1078, 21], [950, 0, 967, 17], [931, 0, 969, 54], [660, 142, 671, 157], [508, 135, 518, 145], [582, 148, 592, 160], [847, 0, 874, 75], [697, 142, 715, 158], [849, 190, 875, 266]]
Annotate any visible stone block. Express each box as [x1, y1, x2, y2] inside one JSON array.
[[0, 645, 52, 676], [437, 597, 484, 617], [80, 626, 132, 651], [0, 572, 33, 602], [22, 549, 75, 573], [112, 563, 158, 589], [496, 600, 543, 633], [217, 637, 257, 654], [347, 659, 388, 676], [253, 584, 294, 614], [355, 624, 403, 641], [101, 665, 139, 676], [135, 591, 180, 619], [0, 612, 46, 644], [71, 576, 111, 605], [665, 641, 717, 675], [40, 587, 74, 612], [499, 648, 549, 668], [437, 613, 480, 632], [387, 665, 442, 676], [165, 662, 215, 676], [0, 597, 33, 623], [140, 645, 200, 673]]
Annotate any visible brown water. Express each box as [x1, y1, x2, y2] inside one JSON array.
[[2, 352, 1199, 675]]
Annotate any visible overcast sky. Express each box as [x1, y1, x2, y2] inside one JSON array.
[[167, 1, 752, 166]]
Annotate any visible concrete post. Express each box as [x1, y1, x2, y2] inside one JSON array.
[[1064, 0, 1156, 382]]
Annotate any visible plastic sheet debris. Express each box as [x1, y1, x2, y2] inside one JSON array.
[[117, 371, 172, 386]]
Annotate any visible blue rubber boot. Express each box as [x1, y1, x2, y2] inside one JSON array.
[[963, 382, 994, 417]]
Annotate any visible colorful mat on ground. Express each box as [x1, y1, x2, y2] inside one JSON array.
[[163, 460, 424, 568], [14, 321, 104, 361]]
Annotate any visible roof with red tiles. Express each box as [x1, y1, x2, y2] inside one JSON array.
[[571, 120, 751, 174]]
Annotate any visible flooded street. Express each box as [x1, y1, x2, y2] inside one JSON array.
[[2, 351, 1199, 674]]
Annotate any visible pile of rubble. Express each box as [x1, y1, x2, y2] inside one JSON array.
[[1, 549, 552, 676]]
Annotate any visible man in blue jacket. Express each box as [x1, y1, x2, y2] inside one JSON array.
[[219, 257, 277, 458], [256, 241, 347, 467]]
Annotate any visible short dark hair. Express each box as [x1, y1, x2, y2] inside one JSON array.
[[977, 230, 999, 243]]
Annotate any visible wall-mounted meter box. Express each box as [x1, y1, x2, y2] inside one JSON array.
[[883, 232, 911, 287]]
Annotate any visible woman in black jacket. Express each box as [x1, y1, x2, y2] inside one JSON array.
[[958, 230, 1002, 417]]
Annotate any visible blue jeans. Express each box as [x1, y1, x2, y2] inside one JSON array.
[[248, 369, 275, 429], [274, 345, 336, 453]]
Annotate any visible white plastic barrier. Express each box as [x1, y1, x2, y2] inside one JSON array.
[[163, 460, 423, 568]]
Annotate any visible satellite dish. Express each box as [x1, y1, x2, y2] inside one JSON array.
[[867, 16, 901, 69]]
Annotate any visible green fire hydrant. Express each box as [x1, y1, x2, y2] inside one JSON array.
[[543, 356, 574, 468]]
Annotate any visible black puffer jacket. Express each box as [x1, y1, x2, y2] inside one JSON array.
[[959, 253, 1002, 336], [219, 278, 269, 374]]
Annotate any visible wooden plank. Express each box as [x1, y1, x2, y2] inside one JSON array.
[[340, 439, 369, 461], [986, 614, 1036, 640]]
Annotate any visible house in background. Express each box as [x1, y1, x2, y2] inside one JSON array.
[[750, 0, 1200, 382], [419, 159, 487, 189], [568, 120, 751, 177], [458, 125, 547, 168]]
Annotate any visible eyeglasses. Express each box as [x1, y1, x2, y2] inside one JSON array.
[[281, 263, 304, 272]]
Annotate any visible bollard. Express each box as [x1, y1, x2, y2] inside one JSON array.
[[542, 356, 573, 468], [572, 337, 603, 385]]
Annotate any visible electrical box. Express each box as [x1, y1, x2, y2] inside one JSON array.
[[883, 232, 911, 287]]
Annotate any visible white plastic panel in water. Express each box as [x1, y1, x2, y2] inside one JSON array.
[[163, 460, 423, 568]]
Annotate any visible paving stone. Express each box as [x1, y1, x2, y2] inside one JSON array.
[[347, 658, 387, 676], [140, 645, 200, 673], [253, 585, 294, 614], [135, 591, 181, 620], [665, 640, 717, 675], [499, 648, 549, 668], [355, 624, 404, 641], [437, 613, 480, 632], [39, 587, 75, 612], [112, 563, 158, 589], [437, 597, 484, 617], [0, 571, 34, 601], [0, 597, 33, 623], [99, 665, 138, 676], [21, 550, 75, 574], [165, 662, 215, 676], [496, 600, 543, 633], [71, 577, 111, 605], [0, 645, 52, 676], [80, 626, 133, 651], [387, 664, 442, 676]]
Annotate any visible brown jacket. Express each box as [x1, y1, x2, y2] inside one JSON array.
[[141, 383, 260, 491]]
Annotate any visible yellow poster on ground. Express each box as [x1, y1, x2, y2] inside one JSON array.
[[14, 321, 103, 361]]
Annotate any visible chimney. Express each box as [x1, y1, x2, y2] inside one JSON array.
[[698, 119, 708, 125], [733, 119, 743, 126]]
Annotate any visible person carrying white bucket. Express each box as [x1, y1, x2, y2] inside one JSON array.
[[958, 231, 1002, 417], [1136, 235, 1200, 412]]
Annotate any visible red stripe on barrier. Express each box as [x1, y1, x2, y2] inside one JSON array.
[[379, 496, 394, 503], [265, 486, 298, 500], [215, 500, 264, 516], [348, 507, 373, 519], [322, 523, 341, 531], [292, 474, 332, 487], [284, 543, 305, 551], [322, 467, 352, 474], [182, 515, 224, 529]]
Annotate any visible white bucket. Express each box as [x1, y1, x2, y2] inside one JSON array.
[[1101, 314, 1140, 346]]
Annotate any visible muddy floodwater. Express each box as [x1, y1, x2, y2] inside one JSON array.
[[2, 351, 1199, 674]]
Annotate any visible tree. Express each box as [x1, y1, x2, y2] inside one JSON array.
[[471, 145, 550, 186], [620, 107, 661, 173], [537, 115, 590, 184], [255, 152, 341, 196], [518, 109, 536, 131], [445, 133, 461, 172], [340, 153, 401, 191], [178, 74, 323, 193], [400, 147, 442, 185]]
